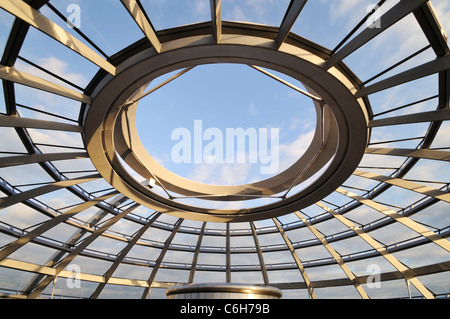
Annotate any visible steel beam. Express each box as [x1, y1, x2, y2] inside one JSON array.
[[0, 191, 118, 262], [0, 0, 116, 75], [326, 0, 429, 69], [0, 152, 88, 168], [250, 222, 269, 285], [368, 108, 450, 127], [0, 65, 91, 103], [365, 148, 450, 161], [335, 188, 450, 253], [275, 0, 307, 49], [120, 0, 162, 53], [0, 174, 102, 210], [188, 222, 206, 283], [294, 211, 370, 299], [141, 219, 183, 299], [0, 114, 83, 132], [353, 170, 450, 203], [356, 55, 450, 98], [210, 0, 222, 43], [273, 218, 316, 299], [89, 212, 161, 299], [316, 201, 435, 299]]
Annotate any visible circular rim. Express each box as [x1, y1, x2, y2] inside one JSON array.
[[165, 283, 283, 298], [84, 33, 369, 222]]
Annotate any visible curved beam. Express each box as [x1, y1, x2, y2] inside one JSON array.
[[294, 211, 370, 299], [0, 152, 88, 168], [141, 218, 183, 299], [0, 174, 102, 210], [0, 115, 83, 132], [0, 191, 118, 262], [0, 0, 116, 75], [365, 148, 450, 161], [335, 188, 450, 253], [356, 55, 450, 98], [326, 0, 429, 69], [316, 201, 435, 299], [352, 170, 450, 203], [120, 0, 161, 53], [275, 0, 307, 49], [368, 108, 450, 127], [210, 0, 222, 43], [88, 212, 161, 299], [273, 218, 316, 299], [0, 65, 91, 103]]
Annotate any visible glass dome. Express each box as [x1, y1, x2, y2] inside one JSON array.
[[0, 0, 449, 300]]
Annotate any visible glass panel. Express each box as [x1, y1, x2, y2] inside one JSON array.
[[230, 252, 259, 266], [343, 13, 433, 83], [154, 268, 190, 282], [403, 159, 450, 186], [372, 185, 426, 209], [314, 285, 361, 299], [222, 0, 290, 26], [112, 264, 153, 281], [163, 250, 194, 265], [291, 0, 394, 50], [306, 264, 346, 281], [41, 0, 144, 56], [0, 267, 38, 295], [267, 269, 302, 284], [98, 284, 145, 299], [370, 123, 430, 149], [230, 235, 254, 248], [347, 255, 398, 277], [410, 201, 450, 230], [329, 236, 374, 256], [84, 235, 128, 256], [0, 10, 15, 59], [197, 252, 226, 266], [18, 27, 98, 88], [418, 272, 450, 297], [141, 0, 210, 31], [295, 244, 333, 263], [231, 271, 264, 284], [68, 255, 113, 276], [281, 289, 309, 299], [9, 242, 63, 264], [141, 226, 172, 244], [148, 287, 167, 299], [41, 279, 98, 299], [312, 218, 350, 237], [0, 203, 49, 230], [367, 74, 438, 116], [284, 226, 315, 243], [0, 127, 27, 155], [341, 205, 385, 226], [14, 85, 81, 124], [126, 245, 162, 263], [392, 243, 450, 269], [193, 270, 226, 283], [362, 278, 408, 299]]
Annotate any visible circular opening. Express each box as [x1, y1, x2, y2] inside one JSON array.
[[135, 63, 317, 186]]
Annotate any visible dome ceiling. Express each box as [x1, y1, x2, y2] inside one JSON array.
[[0, 0, 449, 299]]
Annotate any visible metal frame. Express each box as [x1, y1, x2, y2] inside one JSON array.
[[0, 0, 448, 299]]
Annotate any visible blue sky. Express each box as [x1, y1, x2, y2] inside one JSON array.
[[0, 1, 449, 297], [1, 0, 450, 207]]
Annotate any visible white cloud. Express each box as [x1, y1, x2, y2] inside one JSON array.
[[16, 56, 87, 88]]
